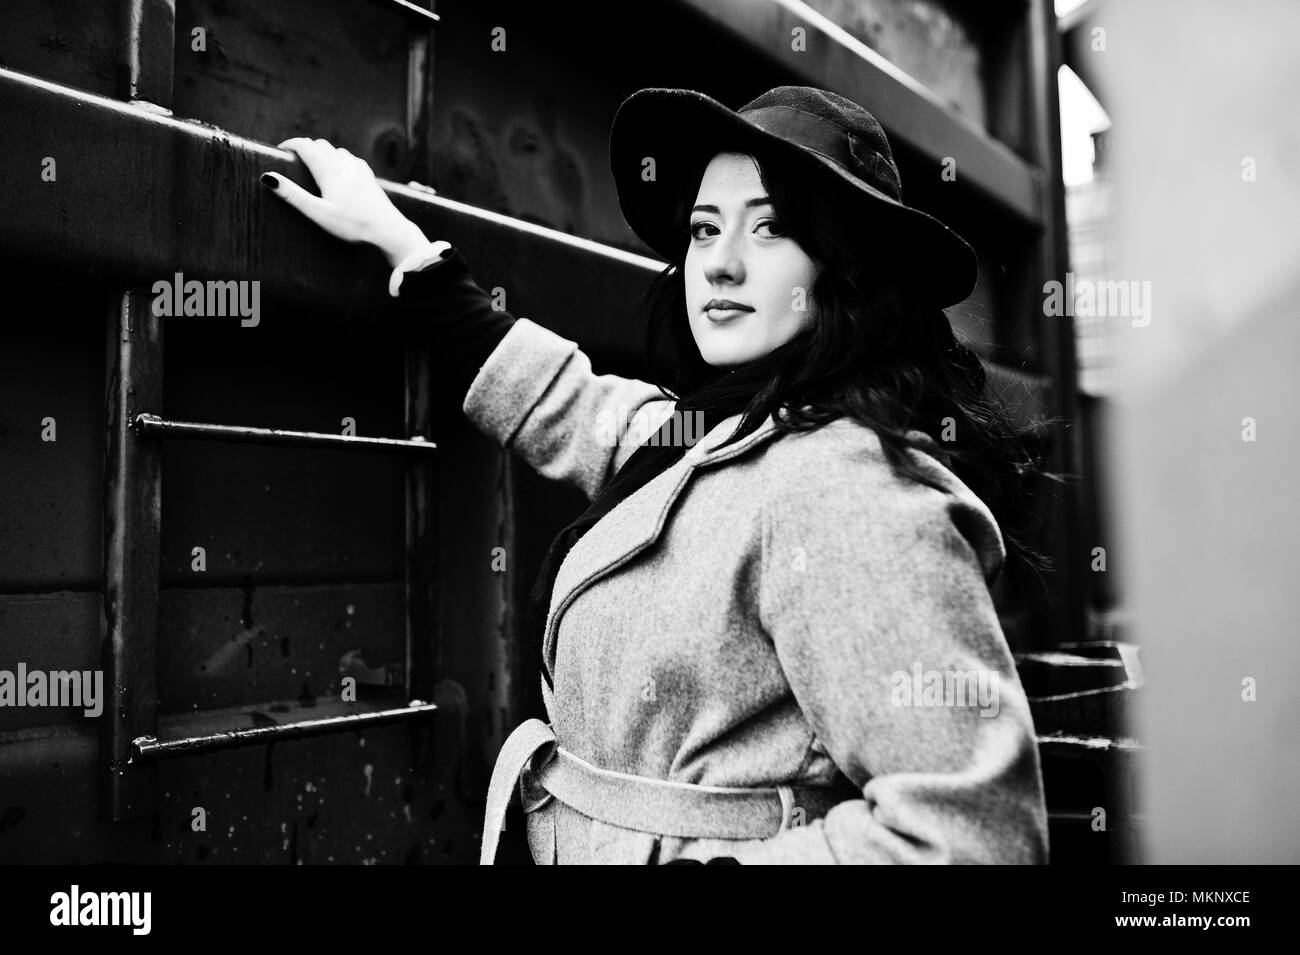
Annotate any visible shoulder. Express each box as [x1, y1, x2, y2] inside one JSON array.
[[758, 415, 943, 498], [758, 416, 1007, 585]]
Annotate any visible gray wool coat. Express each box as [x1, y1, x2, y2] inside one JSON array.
[[462, 316, 1049, 864]]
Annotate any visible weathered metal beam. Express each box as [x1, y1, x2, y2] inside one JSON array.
[[675, 0, 1043, 223], [0, 66, 661, 359]]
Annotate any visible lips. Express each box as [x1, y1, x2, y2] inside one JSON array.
[[703, 299, 754, 313], [703, 299, 755, 324]]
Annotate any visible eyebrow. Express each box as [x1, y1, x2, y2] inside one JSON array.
[[691, 196, 773, 214]]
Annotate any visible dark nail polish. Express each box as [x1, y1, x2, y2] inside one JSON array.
[[260, 172, 278, 190]]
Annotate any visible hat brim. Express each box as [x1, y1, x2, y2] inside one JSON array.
[[610, 88, 978, 308]]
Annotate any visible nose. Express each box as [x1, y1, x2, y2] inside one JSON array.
[[703, 227, 746, 287]]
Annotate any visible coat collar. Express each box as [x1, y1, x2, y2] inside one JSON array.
[[540, 411, 785, 684]]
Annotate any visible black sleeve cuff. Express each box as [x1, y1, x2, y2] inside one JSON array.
[[393, 246, 518, 405]]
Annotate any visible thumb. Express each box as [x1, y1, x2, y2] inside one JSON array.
[[261, 172, 339, 234]]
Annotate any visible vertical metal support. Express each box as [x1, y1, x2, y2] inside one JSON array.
[[101, 0, 175, 821], [101, 292, 164, 821], [1026, 0, 1087, 648], [404, 343, 438, 704], [117, 0, 176, 107], [404, 8, 437, 185], [404, 6, 439, 704]]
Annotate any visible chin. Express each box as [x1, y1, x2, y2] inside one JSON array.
[[692, 327, 750, 367], [696, 345, 751, 367]]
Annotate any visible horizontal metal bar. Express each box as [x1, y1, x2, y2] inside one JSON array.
[[0, 66, 659, 358], [1037, 733, 1143, 752], [387, 183, 663, 274], [366, 0, 440, 26], [1028, 683, 1139, 705], [131, 700, 438, 761], [676, 0, 1042, 223], [131, 413, 437, 451]]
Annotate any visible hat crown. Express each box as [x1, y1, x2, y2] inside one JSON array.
[[607, 84, 977, 306], [738, 86, 902, 200]]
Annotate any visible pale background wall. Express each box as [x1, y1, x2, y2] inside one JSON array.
[[1098, 0, 1300, 862]]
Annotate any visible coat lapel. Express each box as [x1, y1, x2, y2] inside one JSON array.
[[541, 411, 786, 684]]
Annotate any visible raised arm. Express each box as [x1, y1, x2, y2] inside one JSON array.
[[261, 137, 675, 500], [390, 243, 674, 500], [460, 315, 675, 501]]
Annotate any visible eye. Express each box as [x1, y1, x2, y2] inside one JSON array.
[[755, 218, 785, 237], [689, 220, 718, 240]]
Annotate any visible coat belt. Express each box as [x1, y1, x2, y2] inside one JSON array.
[[480, 717, 858, 864]]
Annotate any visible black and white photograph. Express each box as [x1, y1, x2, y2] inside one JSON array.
[[0, 0, 1292, 930]]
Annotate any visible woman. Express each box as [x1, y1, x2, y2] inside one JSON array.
[[262, 86, 1051, 864]]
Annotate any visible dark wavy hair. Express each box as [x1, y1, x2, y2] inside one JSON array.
[[636, 146, 1065, 588]]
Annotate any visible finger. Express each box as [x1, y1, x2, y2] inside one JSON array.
[[277, 137, 330, 165], [261, 172, 338, 231], [278, 136, 335, 153], [279, 138, 337, 187]]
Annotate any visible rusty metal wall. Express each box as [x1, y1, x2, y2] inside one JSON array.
[[0, 0, 477, 862], [0, 0, 1104, 863]]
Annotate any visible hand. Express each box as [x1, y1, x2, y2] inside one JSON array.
[[262, 137, 431, 269]]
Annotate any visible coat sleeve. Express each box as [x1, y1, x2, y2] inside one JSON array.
[[461, 316, 677, 501], [738, 447, 1049, 864]]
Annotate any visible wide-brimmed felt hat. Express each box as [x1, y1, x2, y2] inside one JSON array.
[[609, 85, 978, 307]]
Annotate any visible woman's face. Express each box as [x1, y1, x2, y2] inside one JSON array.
[[684, 152, 820, 366]]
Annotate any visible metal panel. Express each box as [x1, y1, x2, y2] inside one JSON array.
[[171, 0, 423, 181], [155, 583, 406, 713], [0, 271, 109, 590], [0, 0, 121, 97], [0, 593, 102, 733]]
